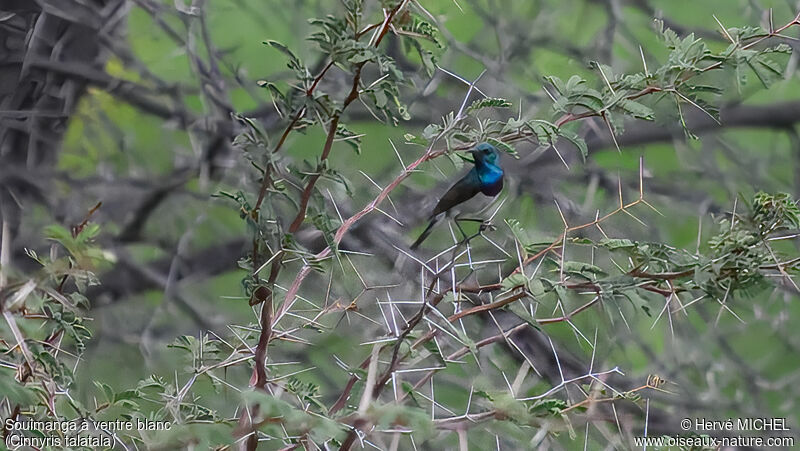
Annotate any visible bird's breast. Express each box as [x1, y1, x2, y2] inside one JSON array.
[[478, 165, 504, 196], [481, 178, 503, 196]]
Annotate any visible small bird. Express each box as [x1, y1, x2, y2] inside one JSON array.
[[410, 142, 504, 250]]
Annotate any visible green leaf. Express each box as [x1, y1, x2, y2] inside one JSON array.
[[588, 61, 615, 85], [566, 75, 586, 92], [527, 120, 559, 146], [528, 278, 548, 297], [467, 97, 512, 113], [747, 54, 783, 88], [683, 84, 724, 95], [505, 218, 533, 251], [0, 369, 37, 405], [44, 224, 73, 243], [422, 123, 442, 140], [599, 238, 635, 250], [263, 40, 304, 74], [491, 393, 532, 425], [558, 128, 588, 160], [529, 398, 568, 416], [573, 91, 605, 112], [562, 261, 607, 277], [402, 15, 444, 48], [506, 298, 542, 330], [349, 49, 376, 64], [502, 273, 529, 291], [486, 137, 517, 158], [335, 123, 362, 154], [94, 381, 115, 403], [728, 25, 765, 42], [545, 75, 567, 95], [257, 81, 288, 115], [242, 389, 347, 441], [617, 99, 655, 120], [404, 133, 427, 146], [373, 404, 435, 441], [114, 389, 142, 404], [374, 88, 387, 108], [264, 40, 299, 62]]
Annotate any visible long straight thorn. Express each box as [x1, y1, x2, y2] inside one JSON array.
[[713, 15, 735, 43]]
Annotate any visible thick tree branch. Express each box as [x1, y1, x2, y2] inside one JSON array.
[[587, 101, 800, 152]]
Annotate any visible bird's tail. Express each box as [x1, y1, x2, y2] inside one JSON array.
[[410, 215, 441, 250]]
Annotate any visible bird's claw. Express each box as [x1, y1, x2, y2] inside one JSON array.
[[479, 220, 496, 232]]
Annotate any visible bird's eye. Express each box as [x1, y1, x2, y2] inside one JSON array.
[[483, 148, 490, 154]]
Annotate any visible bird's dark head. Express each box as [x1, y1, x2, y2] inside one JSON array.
[[471, 142, 500, 165]]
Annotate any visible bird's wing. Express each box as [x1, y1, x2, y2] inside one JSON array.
[[431, 169, 482, 217]]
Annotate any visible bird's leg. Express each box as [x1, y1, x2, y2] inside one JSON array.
[[452, 217, 470, 241], [456, 217, 494, 230], [453, 216, 490, 243], [455, 217, 497, 241]]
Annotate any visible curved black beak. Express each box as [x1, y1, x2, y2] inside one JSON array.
[[457, 149, 478, 164], [469, 149, 480, 161]]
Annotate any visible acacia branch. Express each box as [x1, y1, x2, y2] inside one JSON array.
[[273, 14, 800, 326], [287, 1, 409, 232], [241, 4, 412, 448]]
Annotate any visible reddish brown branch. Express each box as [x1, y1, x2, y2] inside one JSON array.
[[288, 116, 342, 232], [242, 5, 411, 449], [288, 0, 400, 232], [252, 58, 335, 215], [252, 108, 304, 214]]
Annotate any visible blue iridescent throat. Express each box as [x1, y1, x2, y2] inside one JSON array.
[[475, 160, 504, 196]]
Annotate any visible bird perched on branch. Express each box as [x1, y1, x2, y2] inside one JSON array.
[[410, 142, 504, 250]]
